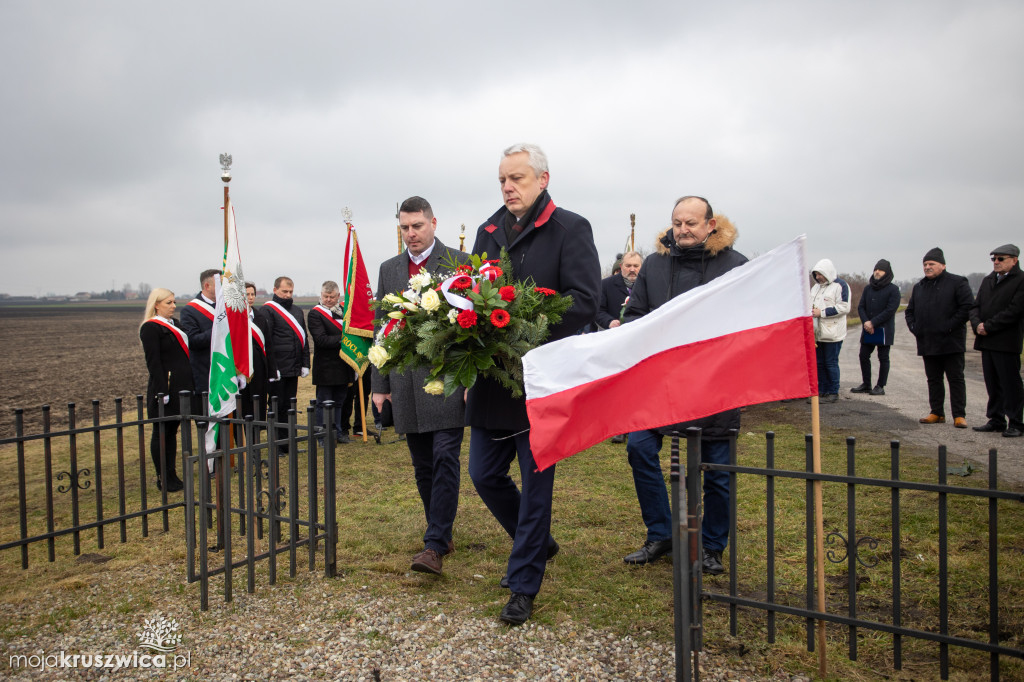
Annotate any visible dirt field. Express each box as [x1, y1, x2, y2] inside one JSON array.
[[0, 304, 148, 439]]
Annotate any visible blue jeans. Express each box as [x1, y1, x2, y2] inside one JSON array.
[[405, 428, 463, 554], [626, 430, 731, 552], [816, 340, 843, 395], [468, 427, 554, 596]]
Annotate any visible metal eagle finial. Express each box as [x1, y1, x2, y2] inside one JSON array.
[[220, 153, 232, 183]]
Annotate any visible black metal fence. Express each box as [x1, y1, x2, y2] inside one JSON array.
[[0, 393, 338, 612], [184, 399, 338, 611], [669, 428, 1024, 681], [0, 396, 185, 568]]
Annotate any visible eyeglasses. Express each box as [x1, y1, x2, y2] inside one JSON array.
[[992, 256, 1011, 262]]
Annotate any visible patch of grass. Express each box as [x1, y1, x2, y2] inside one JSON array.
[[1, 382, 1022, 680]]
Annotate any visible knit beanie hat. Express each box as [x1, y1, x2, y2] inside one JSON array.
[[923, 247, 945, 264], [874, 259, 892, 274]]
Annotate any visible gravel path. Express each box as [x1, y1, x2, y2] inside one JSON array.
[[1, 561, 801, 681]]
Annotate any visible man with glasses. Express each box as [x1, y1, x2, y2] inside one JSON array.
[[970, 245, 1024, 437], [905, 248, 974, 428]]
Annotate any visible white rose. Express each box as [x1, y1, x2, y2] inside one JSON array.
[[423, 379, 445, 395], [447, 309, 459, 324], [420, 289, 441, 312], [368, 345, 391, 368], [409, 273, 432, 292]]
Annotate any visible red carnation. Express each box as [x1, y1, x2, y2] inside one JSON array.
[[490, 309, 511, 328], [450, 275, 473, 291], [457, 264, 474, 273], [534, 287, 557, 296], [456, 309, 478, 328], [499, 286, 516, 302]]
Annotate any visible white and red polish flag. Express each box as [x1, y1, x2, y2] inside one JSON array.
[[523, 236, 817, 471]]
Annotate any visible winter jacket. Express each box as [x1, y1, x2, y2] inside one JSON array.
[[857, 271, 900, 346], [969, 263, 1024, 354], [261, 296, 311, 377], [465, 190, 601, 432], [623, 215, 748, 439], [596, 275, 631, 329], [308, 304, 356, 387], [904, 270, 973, 356], [809, 259, 850, 343]]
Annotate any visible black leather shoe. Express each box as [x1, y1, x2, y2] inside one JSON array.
[[500, 592, 534, 625], [1003, 427, 1023, 438], [623, 538, 672, 565], [501, 538, 559, 588], [850, 383, 870, 393], [973, 422, 1006, 433], [869, 385, 885, 396], [610, 434, 626, 444], [336, 432, 351, 444], [702, 548, 725, 576]]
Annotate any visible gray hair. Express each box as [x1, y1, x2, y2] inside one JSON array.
[[503, 143, 548, 177], [321, 280, 340, 294], [622, 251, 643, 262]]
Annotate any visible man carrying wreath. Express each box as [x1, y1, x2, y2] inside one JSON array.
[[371, 196, 471, 576], [468, 144, 601, 625]]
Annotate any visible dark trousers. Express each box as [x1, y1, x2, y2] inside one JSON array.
[[468, 427, 554, 596], [981, 350, 1024, 429], [626, 430, 731, 552], [270, 376, 299, 452], [923, 353, 966, 418], [149, 420, 181, 483], [859, 343, 891, 387], [815, 340, 843, 394], [314, 384, 351, 438], [405, 428, 464, 554]]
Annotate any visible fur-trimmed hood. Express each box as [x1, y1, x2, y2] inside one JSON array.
[[655, 214, 739, 256]]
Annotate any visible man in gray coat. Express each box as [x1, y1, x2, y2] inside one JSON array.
[[370, 196, 471, 576]]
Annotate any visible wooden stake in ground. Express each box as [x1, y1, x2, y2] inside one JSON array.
[[356, 373, 368, 443], [811, 394, 827, 677]]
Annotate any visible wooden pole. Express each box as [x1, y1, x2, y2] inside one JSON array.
[[396, 202, 403, 255], [356, 373, 368, 442], [630, 213, 636, 252], [459, 223, 466, 252], [811, 395, 827, 677]]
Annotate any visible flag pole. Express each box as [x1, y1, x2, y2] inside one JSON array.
[[630, 213, 636, 252], [459, 223, 466, 252], [396, 202, 403, 255], [811, 394, 827, 677]]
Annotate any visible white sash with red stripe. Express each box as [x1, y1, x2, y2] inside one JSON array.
[[250, 317, 266, 355], [187, 298, 215, 321], [264, 301, 306, 345], [312, 304, 345, 333], [148, 317, 190, 357]]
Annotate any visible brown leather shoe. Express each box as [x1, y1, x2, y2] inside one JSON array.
[[954, 417, 967, 429], [919, 414, 945, 424], [411, 549, 442, 575]]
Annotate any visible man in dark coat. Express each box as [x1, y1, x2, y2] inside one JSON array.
[[596, 251, 642, 330], [309, 280, 356, 443], [371, 196, 471, 577], [621, 197, 748, 576], [851, 259, 901, 396], [969, 244, 1024, 437], [904, 247, 974, 428], [262, 276, 311, 454], [180, 268, 219, 414], [238, 282, 275, 423], [467, 144, 600, 625]]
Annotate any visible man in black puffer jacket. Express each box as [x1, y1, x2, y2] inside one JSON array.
[[620, 196, 747, 576], [970, 244, 1024, 437]]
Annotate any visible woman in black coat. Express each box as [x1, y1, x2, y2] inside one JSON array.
[[851, 260, 901, 395], [139, 288, 194, 491]]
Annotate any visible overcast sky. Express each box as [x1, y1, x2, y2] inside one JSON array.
[[2, 1, 1021, 298]]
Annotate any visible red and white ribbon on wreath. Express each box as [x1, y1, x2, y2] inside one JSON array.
[[440, 274, 476, 311], [479, 262, 501, 281]]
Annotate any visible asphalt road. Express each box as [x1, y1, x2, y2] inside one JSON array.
[[818, 314, 1024, 486]]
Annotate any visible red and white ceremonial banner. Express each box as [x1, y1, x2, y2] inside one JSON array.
[[222, 199, 251, 379], [523, 235, 817, 471]]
